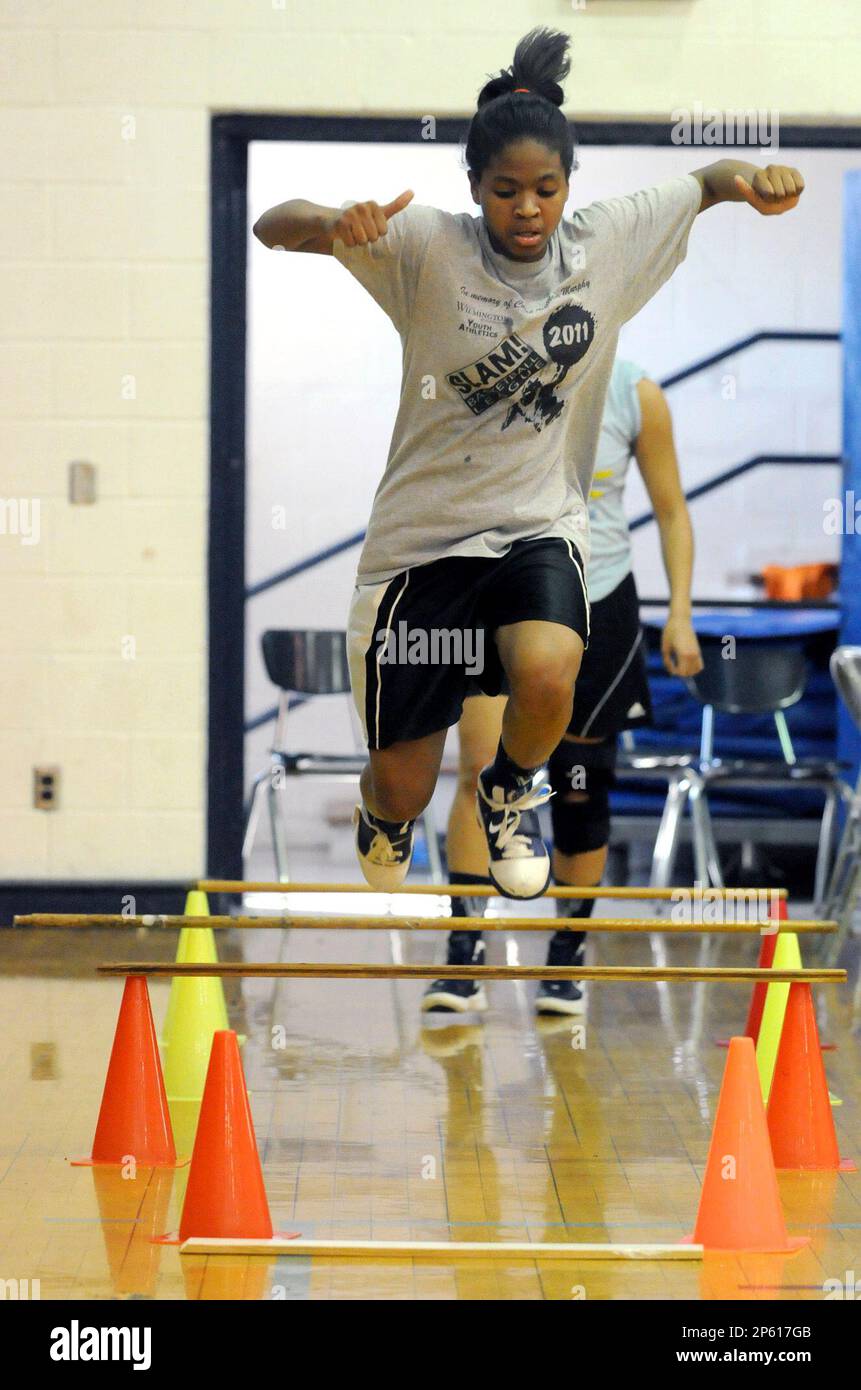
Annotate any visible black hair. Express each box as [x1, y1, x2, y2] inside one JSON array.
[[465, 28, 576, 183]]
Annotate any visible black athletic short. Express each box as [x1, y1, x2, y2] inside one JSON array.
[[567, 570, 652, 739], [462, 566, 652, 741], [347, 537, 590, 750]]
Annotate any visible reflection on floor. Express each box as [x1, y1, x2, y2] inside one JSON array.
[[1, 855, 859, 1301]]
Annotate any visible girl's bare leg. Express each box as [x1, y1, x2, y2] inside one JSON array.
[[360, 727, 448, 824], [447, 695, 507, 876], [495, 620, 584, 769]]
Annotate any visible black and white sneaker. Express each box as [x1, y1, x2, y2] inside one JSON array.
[[353, 804, 414, 891], [536, 929, 587, 1015], [476, 767, 552, 899], [421, 931, 488, 1014], [535, 978, 586, 1015]]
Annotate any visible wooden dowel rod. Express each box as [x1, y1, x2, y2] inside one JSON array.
[[197, 879, 788, 901], [96, 962, 846, 983], [180, 1236, 702, 1262], [14, 911, 835, 933]]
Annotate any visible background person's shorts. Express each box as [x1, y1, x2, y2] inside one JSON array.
[[347, 537, 590, 750], [566, 570, 653, 739]]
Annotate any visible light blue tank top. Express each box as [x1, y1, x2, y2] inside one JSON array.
[[587, 358, 647, 602]]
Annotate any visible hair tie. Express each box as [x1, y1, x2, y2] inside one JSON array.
[[513, 87, 530, 93]]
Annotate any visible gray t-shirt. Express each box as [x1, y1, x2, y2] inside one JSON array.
[[587, 357, 648, 602], [333, 175, 700, 585]]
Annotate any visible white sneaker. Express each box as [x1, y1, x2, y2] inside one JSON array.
[[475, 768, 552, 899], [353, 804, 414, 890]]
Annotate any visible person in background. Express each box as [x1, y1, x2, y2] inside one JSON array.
[[423, 359, 704, 1015]]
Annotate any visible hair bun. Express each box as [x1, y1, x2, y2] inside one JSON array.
[[476, 28, 570, 109]]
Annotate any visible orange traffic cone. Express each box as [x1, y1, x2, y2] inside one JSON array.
[[743, 901, 783, 1042], [178, 1031, 273, 1241], [690, 1036, 807, 1253], [767, 984, 856, 1172], [72, 976, 177, 1167]]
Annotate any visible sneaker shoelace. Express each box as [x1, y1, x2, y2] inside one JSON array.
[[367, 823, 410, 865], [479, 778, 554, 859]]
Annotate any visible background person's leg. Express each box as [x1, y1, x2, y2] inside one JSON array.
[[539, 734, 617, 1015], [422, 695, 506, 1014], [551, 734, 613, 891]]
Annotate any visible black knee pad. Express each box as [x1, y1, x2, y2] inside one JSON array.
[[548, 738, 616, 855]]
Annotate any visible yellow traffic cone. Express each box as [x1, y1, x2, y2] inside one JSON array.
[[755, 931, 801, 1101], [161, 891, 219, 1046], [168, 1097, 203, 1214], [162, 892, 230, 1102]]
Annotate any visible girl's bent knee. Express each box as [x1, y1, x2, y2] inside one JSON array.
[[508, 665, 575, 712], [368, 766, 431, 822]]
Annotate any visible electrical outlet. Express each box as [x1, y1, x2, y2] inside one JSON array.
[[68, 460, 96, 504], [33, 767, 59, 810], [30, 1042, 59, 1080]]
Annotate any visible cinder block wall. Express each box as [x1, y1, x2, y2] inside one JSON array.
[[0, 0, 857, 880]]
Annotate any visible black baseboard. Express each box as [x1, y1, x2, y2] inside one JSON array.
[[0, 881, 193, 926]]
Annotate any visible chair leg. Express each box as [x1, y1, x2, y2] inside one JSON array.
[[650, 773, 689, 889], [267, 771, 290, 883], [822, 778, 861, 920], [813, 786, 839, 917], [700, 791, 725, 890], [699, 706, 715, 765], [242, 771, 269, 864], [773, 709, 797, 766], [688, 778, 724, 889], [822, 786, 861, 964], [688, 781, 709, 887], [826, 858, 861, 967]]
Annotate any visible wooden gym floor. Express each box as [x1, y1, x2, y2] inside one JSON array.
[[1, 892, 859, 1301]]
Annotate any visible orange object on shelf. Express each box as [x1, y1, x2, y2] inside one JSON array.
[[760, 563, 838, 601]]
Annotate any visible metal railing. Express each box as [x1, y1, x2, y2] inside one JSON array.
[[245, 329, 842, 732]]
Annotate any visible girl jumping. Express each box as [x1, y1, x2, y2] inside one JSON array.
[[253, 27, 804, 900]]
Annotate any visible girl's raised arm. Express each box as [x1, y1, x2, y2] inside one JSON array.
[[253, 190, 414, 255], [691, 159, 805, 215]]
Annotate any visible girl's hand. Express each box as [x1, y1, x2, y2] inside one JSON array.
[[662, 615, 704, 679], [330, 190, 414, 247], [734, 166, 804, 216]]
